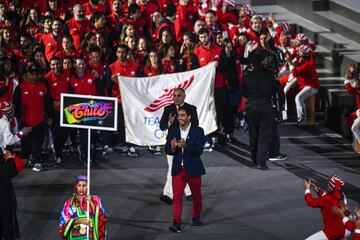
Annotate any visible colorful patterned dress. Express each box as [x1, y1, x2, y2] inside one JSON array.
[[59, 194, 107, 240]]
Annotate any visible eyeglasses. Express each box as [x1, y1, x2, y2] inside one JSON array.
[[173, 94, 183, 97]]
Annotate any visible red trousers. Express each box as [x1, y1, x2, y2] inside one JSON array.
[[172, 168, 202, 224]]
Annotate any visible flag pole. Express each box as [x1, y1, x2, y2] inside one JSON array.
[[86, 128, 91, 240]]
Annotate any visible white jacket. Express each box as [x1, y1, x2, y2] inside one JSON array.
[[0, 115, 20, 152]]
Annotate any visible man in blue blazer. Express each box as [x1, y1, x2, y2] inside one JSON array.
[[159, 88, 199, 205], [165, 106, 206, 233]]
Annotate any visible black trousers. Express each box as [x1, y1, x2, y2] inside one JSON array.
[[117, 104, 125, 144], [21, 122, 45, 164], [269, 122, 280, 157], [215, 88, 234, 134], [245, 102, 274, 167], [0, 208, 14, 240], [117, 104, 132, 147], [51, 111, 69, 158]]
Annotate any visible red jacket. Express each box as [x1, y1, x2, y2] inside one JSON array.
[[16, 80, 48, 127], [107, 12, 123, 32], [66, 18, 91, 50], [292, 58, 320, 89], [344, 78, 360, 109], [70, 71, 99, 96], [174, 4, 196, 42], [0, 76, 16, 102], [83, 2, 107, 16], [343, 217, 360, 240], [193, 44, 221, 67], [109, 60, 139, 103], [217, 11, 237, 25], [138, 2, 159, 23], [157, 0, 173, 13], [120, 18, 146, 38], [55, 49, 78, 62], [40, 33, 63, 62], [161, 58, 176, 74], [304, 191, 345, 240], [45, 70, 71, 111], [3, 154, 25, 173], [193, 44, 225, 88], [246, 28, 261, 43], [143, 66, 161, 77]]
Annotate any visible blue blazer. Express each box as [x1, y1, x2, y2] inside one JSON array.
[[165, 124, 206, 177]]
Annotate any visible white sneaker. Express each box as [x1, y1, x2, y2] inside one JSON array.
[[211, 137, 219, 148], [32, 163, 43, 172], [269, 153, 287, 161], [127, 147, 139, 157], [203, 142, 213, 152], [154, 146, 162, 155], [55, 156, 62, 164], [226, 134, 232, 143], [102, 145, 113, 155]]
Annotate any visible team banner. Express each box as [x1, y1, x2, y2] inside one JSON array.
[[60, 93, 118, 131], [119, 62, 217, 146]]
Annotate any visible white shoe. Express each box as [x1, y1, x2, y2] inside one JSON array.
[[203, 142, 213, 152], [127, 147, 139, 157], [269, 153, 287, 161], [211, 137, 219, 148], [102, 145, 113, 155], [55, 156, 62, 164], [32, 163, 43, 172], [154, 146, 161, 155]]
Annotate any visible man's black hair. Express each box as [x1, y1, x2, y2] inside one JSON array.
[[178, 106, 191, 117], [128, 3, 140, 15]]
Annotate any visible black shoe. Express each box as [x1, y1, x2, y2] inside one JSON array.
[[250, 163, 258, 169], [186, 195, 193, 201], [257, 165, 269, 170], [159, 194, 172, 205], [169, 224, 182, 233], [192, 217, 202, 226]]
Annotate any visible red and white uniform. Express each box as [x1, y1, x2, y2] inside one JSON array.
[[174, 4, 196, 42], [304, 189, 346, 239], [161, 59, 176, 74], [143, 66, 160, 77], [109, 60, 139, 103], [120, 18, 146, 38], [344, 77, 360, 126], [66, 18, 91, 50], [17, 80, 48, 127], [342, 216, 360, 240], [193, 44, 225, 88], [292, 58, 320, 89], [138, 2, 159, 23], [83, 2, 107, 16], [70, 71, 99, 96], [0, 75, 17, 102], [54, 49, 78, 62], [44, 70, 71, 111], [40, 33, 63, 62]]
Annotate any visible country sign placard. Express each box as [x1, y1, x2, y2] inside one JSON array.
[[60, 93, 118, 131]]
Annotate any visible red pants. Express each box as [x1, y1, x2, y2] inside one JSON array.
[[172, 168, 202, 224]]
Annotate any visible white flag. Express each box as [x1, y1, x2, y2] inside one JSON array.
[[119, 63, 218, 146]]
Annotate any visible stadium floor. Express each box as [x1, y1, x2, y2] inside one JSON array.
[[14, 123, 360, 240]]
